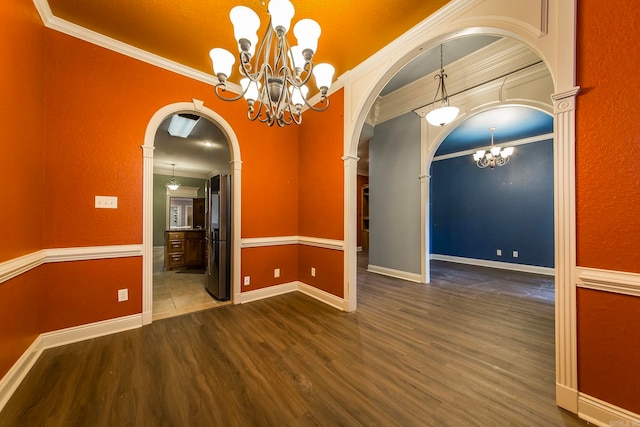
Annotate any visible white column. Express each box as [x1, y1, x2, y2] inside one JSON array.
[[343, 155, 359, 312], [552, 87, 580, 412], [419, 174, 430, 283], [141, 144, 155, 325], [230, 159, 243, 304]]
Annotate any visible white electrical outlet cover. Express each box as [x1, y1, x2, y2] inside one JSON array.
[[244, 276, 250, 286]]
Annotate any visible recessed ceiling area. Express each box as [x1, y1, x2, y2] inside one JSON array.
[[436, 106, 553, 156], [154, 115, 231, 178], [381, 36, 501, 96]]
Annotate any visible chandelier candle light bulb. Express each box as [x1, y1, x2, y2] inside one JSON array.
[[209, 0, 334, 127]]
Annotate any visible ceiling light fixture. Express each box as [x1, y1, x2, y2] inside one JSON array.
[[168, 114, 200, 138], [473, 127, 515, 169], [209, 0, 335, 127], [425, 44, 459, 127], [167, 164, 181, 190]]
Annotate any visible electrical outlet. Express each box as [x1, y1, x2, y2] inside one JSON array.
[[496, 249, 502, 256], [95, 196, 118, 209], [117, 288, 128, 302], [274, 268, 280, 278], [244, 276, 250, 286], [311, 267, 316, 277], [513, 251, 519, 258]]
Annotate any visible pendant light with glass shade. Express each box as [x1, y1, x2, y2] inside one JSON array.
[[425, 44, 459, 127], [167, 164, 180, 191], [209, 0, 335, 127]]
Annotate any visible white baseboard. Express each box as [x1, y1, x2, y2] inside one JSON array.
[[367, 264, 422, 283], [298, 282, 347, 311], [556, 383, 578, 413], [238, 281, 347, 311], [0, 335, 45, 412], [238, 282, 298, 304], [0, 313, 143, 413], [579, 393, 640, 427], [431, 254, 555, 276], [39, 314, 143, 349]]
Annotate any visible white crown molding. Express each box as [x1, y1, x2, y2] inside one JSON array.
[[431, 254, 555, 276], [241, 236, 344, 251], [31, 0, 242, 93], [367, 264, 423, 283], [153, 168, 211, 180], [376, 38, 546, 125], [0, 245, 143, 284], [577, 267, 640, 298], [0, 313, 142, 413], [432, 132, 553, 161], [579, 393, 640, 427]]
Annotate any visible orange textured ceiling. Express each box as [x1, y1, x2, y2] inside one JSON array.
[[47, 0, 449, 82]]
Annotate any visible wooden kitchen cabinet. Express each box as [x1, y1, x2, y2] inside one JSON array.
[[164, 230, 206, 270]]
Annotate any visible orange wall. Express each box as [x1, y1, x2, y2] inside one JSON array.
[[40, 258, 143, 332], [240, 121, 299, 238], [297, 89, 345, 296], [577, 289, 640, 414], [240, 245, 298, 291], [298, 246, 344, 298], [0, 0, 44, 261], [0, 0, 45, 379], [0, 269, 43, 378], [298, 89, 345, 240], [576, 0, 640, 414], [576, 0, 640, 273]]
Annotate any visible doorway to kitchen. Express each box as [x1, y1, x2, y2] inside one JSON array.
[[143, 102, 241, 322]]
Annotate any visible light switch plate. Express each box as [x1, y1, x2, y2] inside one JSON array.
[[117, 288, 128, 302], [95, 196, 118, 209]]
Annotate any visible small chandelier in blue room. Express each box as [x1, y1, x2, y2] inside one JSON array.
[[473, 127, 515, 169]]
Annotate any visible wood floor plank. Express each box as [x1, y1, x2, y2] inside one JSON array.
[[0, 255, 588, 426]]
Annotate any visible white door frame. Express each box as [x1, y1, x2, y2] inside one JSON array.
[[141, 99, 243, 324]]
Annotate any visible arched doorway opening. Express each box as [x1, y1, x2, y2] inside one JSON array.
[[141, 100, 242, 325], [342, 7, 578, 412]]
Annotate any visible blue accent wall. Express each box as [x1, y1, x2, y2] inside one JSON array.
[[431, 139, 554, 267]]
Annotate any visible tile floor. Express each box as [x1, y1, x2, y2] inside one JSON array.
[[152, 247, 231, 321]]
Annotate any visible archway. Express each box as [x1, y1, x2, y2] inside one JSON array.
[[141, 99, 242, 325], [341, 3, 579, 413]]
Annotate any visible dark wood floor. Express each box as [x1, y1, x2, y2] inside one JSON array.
[[1, 253, 588, 426]]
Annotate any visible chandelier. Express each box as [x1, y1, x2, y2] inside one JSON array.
[[167, 164, 180, 191], [473, 127, 515, 169], [425, 44, 459, 127], [209, 0, 335, 127]]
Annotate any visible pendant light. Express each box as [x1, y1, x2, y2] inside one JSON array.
[[167, 164, 180, 191], [426, 44, 459, 127]]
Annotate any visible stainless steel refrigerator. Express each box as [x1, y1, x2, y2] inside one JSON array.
[[205, 174, 231, 300]]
